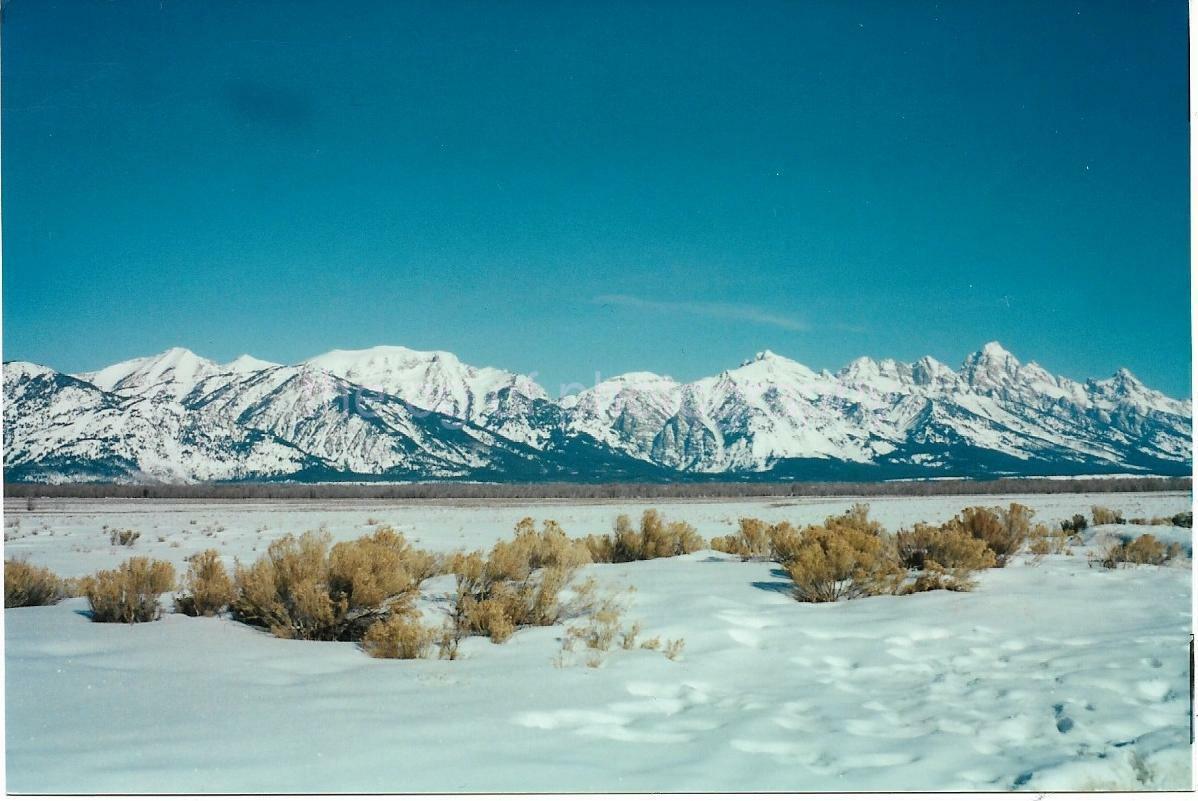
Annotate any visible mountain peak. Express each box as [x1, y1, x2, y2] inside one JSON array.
[[978, 341, 1016, 360], [959, 342, 1024, 392], [225, 354, 280, 373], [1113, 366, 1139, 381], [81, 347, 221, 395], [742, 349, 780, 366]]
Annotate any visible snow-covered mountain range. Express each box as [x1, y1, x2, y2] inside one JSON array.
[[3, 343, 1191, 483]]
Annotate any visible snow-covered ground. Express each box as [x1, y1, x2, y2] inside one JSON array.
[[4, 492, 1193, 792]]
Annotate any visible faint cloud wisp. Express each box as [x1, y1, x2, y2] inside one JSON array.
[[223, 78, 314, 132], [593, 294, 809, 332]]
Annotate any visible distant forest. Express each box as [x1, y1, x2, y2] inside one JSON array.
[[4, 476, 1190, 500]]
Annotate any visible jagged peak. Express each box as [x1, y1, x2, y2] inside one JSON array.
[[1091, 367, 1150, 395], [965, 341, 1019, 366], [224, 354, 281, 373], [732, 349, 816, 379], [910, 355, 956, 387], [1112, 367, 1142, 384], [741, 349, 790, 367]]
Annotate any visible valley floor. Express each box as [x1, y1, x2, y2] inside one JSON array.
[[3, 492, 1193, 792]]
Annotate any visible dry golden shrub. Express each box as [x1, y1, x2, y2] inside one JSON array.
[[579, 533, 614, 563], [175, 549, 235, 616], [557, 584, 639, 666], [328, 527, 422, 611], [783, 510, 903, 603], [1100, 534, 1179, 568], [768, 522, 805, 564], [664, 638, 685, 661], [582, 510, 705, 563], [465, 597, 517, 643], [233, 531, 343, 640], [711, 517, 786, 560], [83, 557, 175, 623], [231, 527, 430, 641], [1027, 523, 1072, 557], [362, 612, 439, 659], [828, 503, 884, 537], [1090, 506, 1124, 526], [709, 535, 737, 555], [512, 518, 592, 572], [4, 560, 66, 608], [894, 520, 995, 593], [446, 519, 591, 644], [896, 521, 997, 571], [956, 503, 1033, 566]]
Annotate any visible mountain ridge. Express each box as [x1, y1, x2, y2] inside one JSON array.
[[4, 342, 1190, 483]]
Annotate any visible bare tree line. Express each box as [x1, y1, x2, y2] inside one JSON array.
[[3, 476, 1190, 501]]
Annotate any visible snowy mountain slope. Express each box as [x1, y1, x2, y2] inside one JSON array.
[[306, 346, 551, 447], [559, 342, 1191, 477], [4, 361, 321, 483], [3, 342, 1191, 483]]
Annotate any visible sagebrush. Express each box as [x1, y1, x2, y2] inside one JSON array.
[[956, 503, 1034, 566], [175, 549, 235, 616], [232, 526, 434, 641], [83, 557, 175, 623], [5, 560, 66, 608], [448, 518, 590, 643], [1098, 534, 1181, 568], [783, 506, 902, 602], [361, 611, 439, 659], [580, 510, 705, 563]]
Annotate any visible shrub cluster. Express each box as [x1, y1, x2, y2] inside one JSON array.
[[109, 528, 140, 547], [361, 613, 438, 659], [448, 518, 591, 644], [894, 521, 996, 591], [1028, 524, 1075, 556], [1090, 506, 1125, 526], [712, 504, 1009, 601], [782, 506, 903, 602], [1098, 534, 1182, 569], [554, 581, 680, 667], [557, 581, 636, 667], [83, 557, 175, 623], [175, 549, 235, 617], [955, 504, 1034, 566], [710, 518, 801, 562], [1127, 512, 1193, 528], [1060, 514, 1088, 534], [231, 526, 435, 642], [4, 560, 67, 608], [579, 510, 705, 563]]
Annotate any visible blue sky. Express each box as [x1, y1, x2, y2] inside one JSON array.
[[2, 0, 1190, 398]]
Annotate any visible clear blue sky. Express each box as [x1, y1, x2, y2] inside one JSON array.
[[3, 0, 1190, 398]]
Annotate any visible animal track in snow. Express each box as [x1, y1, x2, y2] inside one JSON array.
[[515, 681, 719, 744]]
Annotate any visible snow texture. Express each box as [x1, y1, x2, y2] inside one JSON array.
[[4, 492, 1192, 792]]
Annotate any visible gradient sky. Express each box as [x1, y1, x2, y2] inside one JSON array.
[[3, 0, 1190, 398]]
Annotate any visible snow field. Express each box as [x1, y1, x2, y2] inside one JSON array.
[[4, 491, 1193, 792], [3, 491, 1189, 578]]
